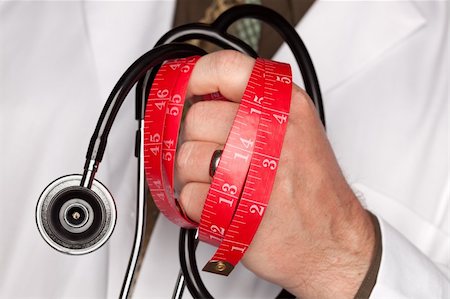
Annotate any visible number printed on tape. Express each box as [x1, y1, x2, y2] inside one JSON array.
[[143, 56, 292, 275]]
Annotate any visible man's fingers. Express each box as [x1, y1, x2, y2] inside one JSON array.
[[182, 100, 238, 143], [187, 50, 255, 101], [179, 182, 209, 223], [175, 141, 222, 187]]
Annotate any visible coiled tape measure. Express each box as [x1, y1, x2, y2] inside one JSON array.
[[144, 56, 292, 276]]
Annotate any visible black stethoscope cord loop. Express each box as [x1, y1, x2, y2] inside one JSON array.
[[178, 229, 213, 299], [155, 23, 258, 57], [212, 4, 325, 126], [84, 43, 206, 166], [37, 4, 323, 299]]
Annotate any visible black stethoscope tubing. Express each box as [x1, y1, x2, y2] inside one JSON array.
[[212, 5, 325, 125], [81, 44, 206, 183], [153, 5, 325, 126], [139, 5, 324, 299], [77, 4, 323, 299]]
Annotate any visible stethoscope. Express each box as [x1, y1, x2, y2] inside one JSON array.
[[35, 4, 324, 299]]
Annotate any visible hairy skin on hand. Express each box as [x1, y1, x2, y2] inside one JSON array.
[[176, 50, 375, 299]]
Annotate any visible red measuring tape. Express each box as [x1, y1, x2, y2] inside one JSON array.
[[144, 56, 292, 276]]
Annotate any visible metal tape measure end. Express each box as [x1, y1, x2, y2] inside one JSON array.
[[202, 260, 234, 276]]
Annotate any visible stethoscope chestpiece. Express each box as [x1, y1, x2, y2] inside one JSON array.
[[35, 174, 116, 255]]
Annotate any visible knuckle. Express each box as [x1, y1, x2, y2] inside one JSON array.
[[214, 50, 243, 68], [212, 50, 252, 81], [175, 142, 193, 172], [183, 102, 204, 139], [290, 86, 317, 124]]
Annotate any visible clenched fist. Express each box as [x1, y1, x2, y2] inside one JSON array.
[[174, 50, 376, 299]]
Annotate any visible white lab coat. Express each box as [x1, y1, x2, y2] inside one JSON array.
[[0, 1, 177, 298], [0, 1, 448, 299], [279, 2, 450, 297]]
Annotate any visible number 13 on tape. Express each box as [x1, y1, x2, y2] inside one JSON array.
[[144, 56, 292, 277], [201, 59, 292, 276]]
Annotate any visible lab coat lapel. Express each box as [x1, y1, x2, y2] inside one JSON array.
[[82, 1, 177, 100], [275, 0, 426, 93]]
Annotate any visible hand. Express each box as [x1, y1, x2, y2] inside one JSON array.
[[175, 50, 376, 298]]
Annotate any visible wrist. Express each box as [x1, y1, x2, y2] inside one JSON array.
[[287, 194, 376, 299]]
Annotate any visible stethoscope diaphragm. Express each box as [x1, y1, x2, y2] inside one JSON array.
[[36, 174, 116, 255]]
